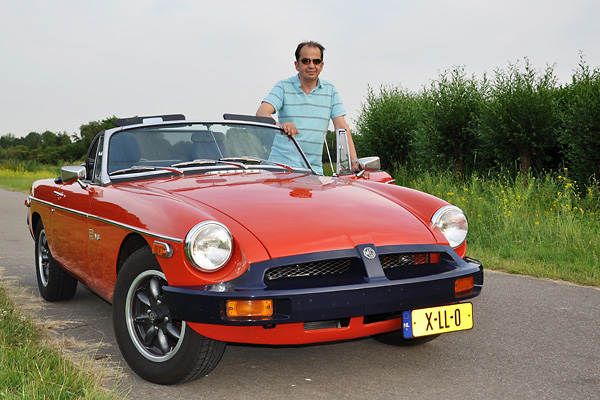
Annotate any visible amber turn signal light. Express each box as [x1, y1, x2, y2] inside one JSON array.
[[152, 241, 173, 258], [226, 299, 273, 318], [455, 276, 474, 296]]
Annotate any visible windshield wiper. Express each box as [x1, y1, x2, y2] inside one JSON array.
[[171, 159, 220, 168], [172, 159, 247, 170], [220, 156, 295, 173], [171, 157, 294, 173], [109, 166, 184, 177]]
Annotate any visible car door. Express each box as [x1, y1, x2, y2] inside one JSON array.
[[49, 180, 94, 284], [85, 133, 128, 300], [48, 133, 104, 285]]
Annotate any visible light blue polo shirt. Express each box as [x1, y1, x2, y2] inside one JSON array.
[[263, 74, 346, 174]]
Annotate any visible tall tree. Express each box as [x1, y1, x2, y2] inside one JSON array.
[[355, 85, 422, 171], [420, 67, 486, 176], [561, 56, 600, 183], [483, 58, 561, 176], [78, 117, 118, 150]]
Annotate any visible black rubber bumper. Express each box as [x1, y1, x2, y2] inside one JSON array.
[[163, 251, 483, 326]]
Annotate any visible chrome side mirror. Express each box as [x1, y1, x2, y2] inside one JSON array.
[[60, 166, 87, 188], [358, 156, 380, 171], [336, 128, 382, 176], [335, 128, 351, 175]]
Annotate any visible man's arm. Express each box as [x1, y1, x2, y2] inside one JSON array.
[[332, 115, 361, 172], [256, 102, 275, 118], [256, 102, 298, 137]]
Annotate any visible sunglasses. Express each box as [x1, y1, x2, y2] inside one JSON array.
[[299, 58, 323, 65]]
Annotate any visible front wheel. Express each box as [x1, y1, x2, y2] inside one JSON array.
[[34, 220, 77, 301], [113, 247, 226, 385]]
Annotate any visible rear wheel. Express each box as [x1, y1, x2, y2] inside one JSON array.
[[113, 247, 226, 385], [372, 331, 440, 346], [35, 220, 77, 301]]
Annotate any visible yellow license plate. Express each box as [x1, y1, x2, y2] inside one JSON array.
[[402, 303, 473, 338]]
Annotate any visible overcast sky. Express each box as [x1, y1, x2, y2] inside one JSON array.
[[1, 0, 599, 138]]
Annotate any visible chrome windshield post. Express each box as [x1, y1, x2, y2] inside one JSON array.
[[336, 129, 351, 175]]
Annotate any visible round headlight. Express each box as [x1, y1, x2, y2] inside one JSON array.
[[431, 205, 468, 248], [185, 221, 233, 272]]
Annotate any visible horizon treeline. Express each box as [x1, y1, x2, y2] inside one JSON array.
[[0, 117, 118, 166]]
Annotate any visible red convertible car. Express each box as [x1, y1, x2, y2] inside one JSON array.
[[26, 114, 483, 384]]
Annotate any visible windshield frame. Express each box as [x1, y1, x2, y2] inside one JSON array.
[[100, 120, 315, 184]]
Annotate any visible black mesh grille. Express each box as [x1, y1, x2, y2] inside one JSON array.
[[379, 253, 433, 269], [265, 258, 351, 281]]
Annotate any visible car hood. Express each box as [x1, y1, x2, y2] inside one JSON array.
[[141, 172, 439, 259]]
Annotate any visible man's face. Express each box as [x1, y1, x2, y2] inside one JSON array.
[[295, 45, 324, 83]]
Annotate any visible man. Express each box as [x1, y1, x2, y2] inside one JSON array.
[[256, 41, 361, 175]]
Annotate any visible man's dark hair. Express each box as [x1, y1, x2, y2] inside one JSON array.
[[295, 41, 325, 61]]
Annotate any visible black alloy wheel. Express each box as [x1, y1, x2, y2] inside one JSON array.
[[112, 247, 226, 385], [34, 220, 77, 301]]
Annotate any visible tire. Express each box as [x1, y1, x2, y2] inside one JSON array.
[[112, 247, 226, 385], [35, 220, 78, 301], [372, 331, 440, 346]]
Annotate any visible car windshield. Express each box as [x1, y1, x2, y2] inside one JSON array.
[[107, 122, 311, 176]]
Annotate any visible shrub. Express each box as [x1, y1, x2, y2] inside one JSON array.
[[561, 56, 600, 184], [355, 85, 422, 171], [418, 67, 486, 176], [481, 58, 562, 176]]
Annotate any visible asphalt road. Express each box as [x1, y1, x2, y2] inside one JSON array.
[[1, 188, 599, 399]]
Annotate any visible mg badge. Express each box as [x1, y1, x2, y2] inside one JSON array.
[[363, 247, 376, 260]]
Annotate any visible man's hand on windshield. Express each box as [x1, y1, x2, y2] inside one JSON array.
[[279, 122, 298, 138], [256, 102, 298, 137], [352, 161, 370, 179]]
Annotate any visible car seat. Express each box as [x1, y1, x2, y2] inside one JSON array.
[[108, 132, 141, 173], [191, 130, 227, 160]]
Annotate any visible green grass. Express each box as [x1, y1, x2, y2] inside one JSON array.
[[1, 161, 123, 398], [0, 162, 60, 192], [395, 169, 600, 287], [0, 286, 121, 399]]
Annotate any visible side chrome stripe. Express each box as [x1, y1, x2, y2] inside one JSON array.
[[29, 196, 184, 244], [31, 196, 88, 218]]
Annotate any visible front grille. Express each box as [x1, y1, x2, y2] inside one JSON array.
[[263, 251, 443, 288], [265, 258, 351, 281], [379, 253, 434, 269]]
